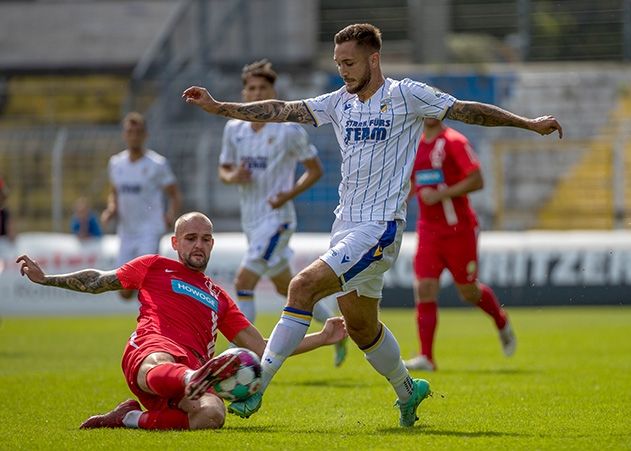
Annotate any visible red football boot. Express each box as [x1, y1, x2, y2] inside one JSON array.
[[185, 352, 240, 400], [80, 399, 141, 429]]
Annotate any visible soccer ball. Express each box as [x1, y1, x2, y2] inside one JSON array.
[[212, 347, 262, 401]]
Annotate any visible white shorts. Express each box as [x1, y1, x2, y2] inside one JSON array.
[[117, 233, 162, 266], [320, 218, 404, 299], [242, 220, 295, 277]]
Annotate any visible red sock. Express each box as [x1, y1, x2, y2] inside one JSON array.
[[477, 283, 507, 329], [139, 408, 190, 430], [416, 301, 438, 362], [145, 363, 188, 399]]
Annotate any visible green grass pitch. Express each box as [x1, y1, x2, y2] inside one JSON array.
[[1, 306, 630, 450]]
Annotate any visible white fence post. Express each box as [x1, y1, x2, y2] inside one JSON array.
[[51, 127, 67, 233]]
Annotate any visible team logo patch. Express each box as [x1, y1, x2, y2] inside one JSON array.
[[415, 169, 444, 185], [171, 279, 218, 311], [380, 97, 392, 112], [414, 169, 445, 185]]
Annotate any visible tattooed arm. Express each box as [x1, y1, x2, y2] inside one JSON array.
[[16, 255, 122, 294], [182, 86, 314, 125], [445, 100, 563, 138]]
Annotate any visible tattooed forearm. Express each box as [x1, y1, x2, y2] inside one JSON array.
[[215, 100, 313, 124], [446, 101, 530, 128], [44, 270, 122, 294]]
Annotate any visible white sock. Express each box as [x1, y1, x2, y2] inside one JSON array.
[[363, 324, 414, 402], [260, 306, 312, 392], [183, 369, 194, 385], [236, 290, 256, 323], [122, 410, 143, 428], [312, 298, 336, 324]]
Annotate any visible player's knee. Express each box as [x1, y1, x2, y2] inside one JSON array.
[[287, 274, 317, 308], [416, 279, 438, 300], [188, 400, 226, 430], [275, 284, 288, 297], [457, 285, 481, 304]]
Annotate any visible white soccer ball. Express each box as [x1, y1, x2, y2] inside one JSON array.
[[212, 347, 262, 401]]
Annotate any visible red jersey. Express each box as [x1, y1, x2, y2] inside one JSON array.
[[116, 255, 250, 362], [412, 127, 479, 230]]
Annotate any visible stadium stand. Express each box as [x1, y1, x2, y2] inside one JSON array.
[[2, 76, 128, 124]]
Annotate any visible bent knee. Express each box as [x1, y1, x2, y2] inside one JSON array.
[[457, 284, 481, 304], [287, 274, 318, 306], [415, 279, 439, 300], [188, 402, 226, 430]]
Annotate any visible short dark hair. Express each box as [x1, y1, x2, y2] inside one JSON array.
[[241, 59, 277, 86], [334, 23, 382, 52], [122, 111, 146, 130]]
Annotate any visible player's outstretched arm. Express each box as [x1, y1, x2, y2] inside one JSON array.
[[233, 317, 347, 357], [446, 100, 563, 138], [292, 317, 347, 355], [16, 255, 122, 294], [182, 86, 314, 124]]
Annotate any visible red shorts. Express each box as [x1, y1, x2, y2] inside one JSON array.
[[121, 333, 204, 411], [413, 223, 478, 284]]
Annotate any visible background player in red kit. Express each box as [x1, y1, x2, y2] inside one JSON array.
[[17, 212, 345, 430], [405, 119, 516, 372]]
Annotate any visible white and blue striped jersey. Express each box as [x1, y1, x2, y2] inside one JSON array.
[[108, 149, 176, 237], [219, 121, 318, 231], [303, 77, 456, 222]]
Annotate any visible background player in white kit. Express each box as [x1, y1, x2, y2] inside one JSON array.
[[102, 112, 182, 299], [219, 60, 347, 367], [183, 23, 562, 427]]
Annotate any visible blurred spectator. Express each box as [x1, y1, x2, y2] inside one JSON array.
[[70, 197, 102, 239], [0, 177, 15, 241]]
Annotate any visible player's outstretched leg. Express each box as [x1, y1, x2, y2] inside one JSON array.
[[395, 378, 432, 427], [80, 399, 142, 429], [185, 352, 241, 400], [499, 319, 517, 356], [474, 283, 516, 356], [228, 391, 263, 418]]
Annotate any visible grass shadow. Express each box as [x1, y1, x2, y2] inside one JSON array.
[[283, 378, 373, 388], [376, 426, 527, 438], [430, 368, 540, 375]]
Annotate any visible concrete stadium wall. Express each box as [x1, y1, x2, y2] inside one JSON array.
[[0, 230, 628, 316]]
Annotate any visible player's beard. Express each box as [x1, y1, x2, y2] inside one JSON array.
[[181, 252, 209, 271], [345, 64, 371, 95]]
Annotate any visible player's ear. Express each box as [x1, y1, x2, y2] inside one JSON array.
[[171, 235, 178, 251], [369, 51, 379, 68]]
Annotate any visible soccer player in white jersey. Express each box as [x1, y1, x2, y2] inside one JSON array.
[[219, 60, 347, 366], [102, 112, 182, 299], [183, 23, 562, 427]]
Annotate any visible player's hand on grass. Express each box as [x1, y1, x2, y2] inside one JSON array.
[[182, 86, 219, 113], [320, 317, 347, 345], [16, 255, 46, 284], [529, 115, 563, 138]]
